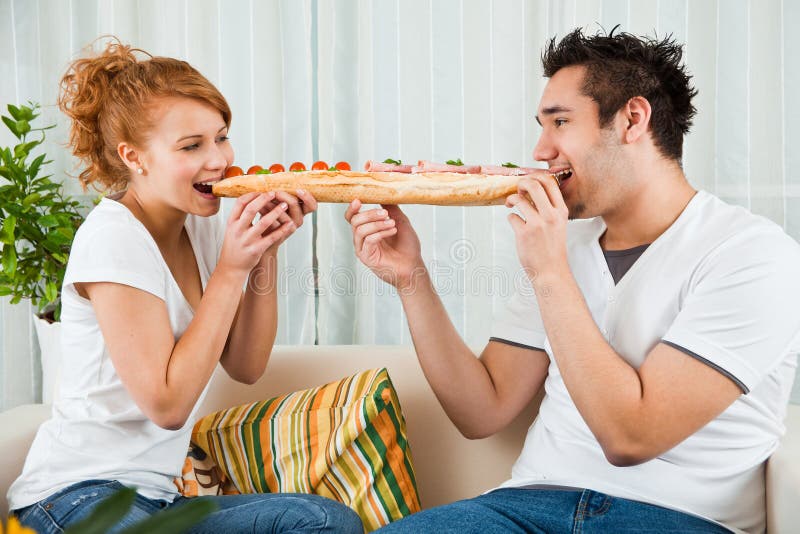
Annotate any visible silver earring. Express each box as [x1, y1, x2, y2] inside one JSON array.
[[137, 167, 144, 175]]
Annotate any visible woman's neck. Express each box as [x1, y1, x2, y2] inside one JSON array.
[[117, 189, 187, 251]]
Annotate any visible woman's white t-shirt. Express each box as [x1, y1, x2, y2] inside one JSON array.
[[8, 197, 225, 511]]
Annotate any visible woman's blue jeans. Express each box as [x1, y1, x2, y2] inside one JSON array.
[[375, 487, 733, 533], [13, 479, 363, 533]]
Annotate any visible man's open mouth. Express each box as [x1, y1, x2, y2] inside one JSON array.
[[550, 168, 573, 185]]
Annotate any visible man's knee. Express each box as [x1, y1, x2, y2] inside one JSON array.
[[280, 494, 363, 533]]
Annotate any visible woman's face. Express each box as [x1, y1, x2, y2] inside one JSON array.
[[138, 96, 234, 217]]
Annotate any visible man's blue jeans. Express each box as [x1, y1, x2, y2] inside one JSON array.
[[375, 487, 733, 533], [13, 479, 363, 533]]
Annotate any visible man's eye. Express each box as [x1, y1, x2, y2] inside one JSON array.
[[555, 119, 567, 127]]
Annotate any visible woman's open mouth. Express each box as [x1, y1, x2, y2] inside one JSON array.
[[193, 180, 220, 195]]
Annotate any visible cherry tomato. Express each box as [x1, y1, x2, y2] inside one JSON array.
[[289, 162, 307, 172], [224, 166, 244, 178], [268, 163, 285, 173], [334, 161, 351, 171], [246, 165, 263, 175], [311, 161, 329, 171]]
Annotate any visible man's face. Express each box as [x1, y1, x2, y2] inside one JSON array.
[[534, 65, 629, 220]]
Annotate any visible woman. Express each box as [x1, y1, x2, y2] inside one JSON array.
[[7, 40, 362, 533]]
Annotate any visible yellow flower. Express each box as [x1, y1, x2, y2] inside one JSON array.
[[1, 517, 37, 534]]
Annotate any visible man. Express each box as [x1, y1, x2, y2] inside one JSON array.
[[345, 28, 800, 533]]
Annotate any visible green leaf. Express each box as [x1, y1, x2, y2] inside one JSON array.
[[23, 193, 42, 207], [0, 286, 12, 296], [28, 153, 46, 178], [44, 280, 58, 303], [254, 168, 272, 174], [9, 294, 21, 304], [2, 116, 20, 139], [38, 214, 60, 228], [118, 498, 218, 534], [2, 246, 17, 274], [16, 120, 30, 136], [383, 158, 402, 165], [501, 162, 519, 168], [445, 158, 464, 166], [7, 104, 23, 121], [46, 230, 72, 246], [64, 487, 137, 534], [0, 216, 16, 244]]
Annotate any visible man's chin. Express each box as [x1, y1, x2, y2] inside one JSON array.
[[568, 203, 588, 220]]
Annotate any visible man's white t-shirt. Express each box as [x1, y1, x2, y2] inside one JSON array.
[[491, 191, 800, 534], [8, 197, 225, 511]]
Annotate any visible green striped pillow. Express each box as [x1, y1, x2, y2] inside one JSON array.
[[187, 368, 420, 531]]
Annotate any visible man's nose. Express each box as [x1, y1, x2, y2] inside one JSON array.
[[533, 131, 556, 163]]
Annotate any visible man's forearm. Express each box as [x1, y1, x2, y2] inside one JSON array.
[[533, 271, 646, 450], [399, 269, 507, 437]]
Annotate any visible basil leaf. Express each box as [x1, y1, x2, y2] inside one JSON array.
[[445, 159, 464, 166], [502, 162, 519, 168], [383, 158, 402, 165]]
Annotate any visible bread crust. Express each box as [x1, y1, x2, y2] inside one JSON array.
[[211, 170, 526, 206]]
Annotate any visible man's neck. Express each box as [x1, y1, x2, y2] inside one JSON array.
[[600, 165, 696, 251]]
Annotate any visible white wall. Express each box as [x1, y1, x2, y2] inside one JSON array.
[[1, 0, 798, 408]]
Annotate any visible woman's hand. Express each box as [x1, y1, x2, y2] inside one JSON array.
[[258, 189, 319, 254], [218, 192, 297, 277], [345, 200, 425, 290]]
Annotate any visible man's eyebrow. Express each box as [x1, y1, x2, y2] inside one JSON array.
[[176, 125, 227, 143], [535, 105, 574, 126]]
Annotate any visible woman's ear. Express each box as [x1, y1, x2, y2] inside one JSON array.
[[621, 96, 652, 144], [117, 142, 145, 175]]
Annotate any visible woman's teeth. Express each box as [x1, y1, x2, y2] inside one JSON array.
[[194, 180, 220, 194]]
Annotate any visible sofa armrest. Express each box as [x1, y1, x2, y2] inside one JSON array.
[[0, 404, 51, 517], [766, 403, 800, 533]]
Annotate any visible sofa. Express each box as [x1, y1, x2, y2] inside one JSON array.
[[1, 345, 798, 532]]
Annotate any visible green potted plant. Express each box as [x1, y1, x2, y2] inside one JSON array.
[[0, 102, 86, 403]]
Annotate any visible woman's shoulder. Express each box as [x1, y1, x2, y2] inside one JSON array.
[[70, 197, 160, 261]]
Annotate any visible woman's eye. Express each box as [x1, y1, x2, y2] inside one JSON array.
[[182, 143, 200, 151], [217, 135, 230, 143]]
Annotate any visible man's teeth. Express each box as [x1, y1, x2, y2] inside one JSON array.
[[549, 168, 573, 185]]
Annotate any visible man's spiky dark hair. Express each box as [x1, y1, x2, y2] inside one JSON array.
[[542, 26, 698, 162]]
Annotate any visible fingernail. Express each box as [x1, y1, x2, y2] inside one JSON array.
[[379, 209, 387, 216], [281, 202, 288, 210], [296, 189, 305, 195]]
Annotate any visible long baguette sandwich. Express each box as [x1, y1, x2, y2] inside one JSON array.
[[210, 160, 572, 206]]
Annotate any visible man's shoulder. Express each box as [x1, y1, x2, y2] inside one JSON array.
[[692, 192, 799, 256]]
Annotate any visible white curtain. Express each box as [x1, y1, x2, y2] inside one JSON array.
[[2, 0, 798, 409]]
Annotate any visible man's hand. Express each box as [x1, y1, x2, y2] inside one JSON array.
[[505, 174, 570, 280], [345, 200, 425, 290]]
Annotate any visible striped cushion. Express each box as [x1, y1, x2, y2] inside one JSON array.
[[184, 368, 420, 531]]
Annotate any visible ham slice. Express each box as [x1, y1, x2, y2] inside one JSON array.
[[364, 160, 413, 173], [479, 165, 541, 176], [413, 160, 482, 174]]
